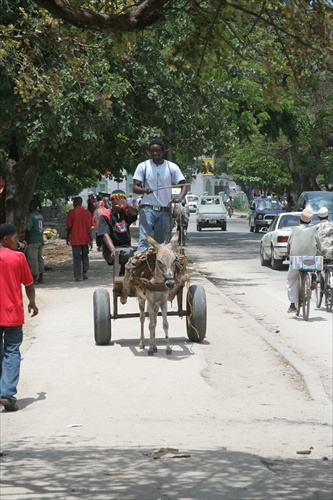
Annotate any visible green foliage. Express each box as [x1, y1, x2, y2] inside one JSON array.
[[233, 196, 248, 212], [0, 0, 332, 227]]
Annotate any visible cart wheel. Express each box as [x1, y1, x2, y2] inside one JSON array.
[[93, 288, 111, 345], [186, 284, 206, 342]]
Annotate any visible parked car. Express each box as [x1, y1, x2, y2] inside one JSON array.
[[185, 194, 199, 213], [294, 191, 333, 218], [260, 211, 320, 270], [249, 197, 284, 233], [196, 195, 227, 231]]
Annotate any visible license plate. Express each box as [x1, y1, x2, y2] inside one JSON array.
[[210, 219, 216, 223]]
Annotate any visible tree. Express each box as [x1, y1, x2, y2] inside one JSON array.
[[226, 72, 333, 198], [1, 1, 332, 231]]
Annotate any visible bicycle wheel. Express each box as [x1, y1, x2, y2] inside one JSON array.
[[326, 269, 333, 313], [296, 274, 302, 317], [315, 272, 323, 308], [302, 272, 311, 321]]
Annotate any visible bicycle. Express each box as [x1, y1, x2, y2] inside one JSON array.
[[228, 206, 233, 218], [290, 255, 323, 321], [315, 259, 333, 312], [296, 270, 312, 321]]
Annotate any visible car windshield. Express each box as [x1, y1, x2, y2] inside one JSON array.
[[201, 197, 221, 205], [256, 199, 281, 210], [306, 197, 333, 213], [278, 213, 320, 229], [278, 215, 301, 229]]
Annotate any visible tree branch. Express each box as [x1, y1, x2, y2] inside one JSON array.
[[33, 0, 172, 32]]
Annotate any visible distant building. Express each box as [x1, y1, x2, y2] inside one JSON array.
[[188, 172, 246, 201]]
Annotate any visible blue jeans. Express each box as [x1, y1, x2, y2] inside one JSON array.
[[0, 325, 23, 402], [138, 206, 172, 251]]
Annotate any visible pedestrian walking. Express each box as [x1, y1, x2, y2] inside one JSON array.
[[87, 192, 96, 215], [133, 139, 187, 251], [0, 223, 38, 411], [93, 200, 105, 251], [25, 199, 45, 284], [66, 197, 93, 281]]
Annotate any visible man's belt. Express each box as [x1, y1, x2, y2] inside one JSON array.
[[140, 204, 169, 212]]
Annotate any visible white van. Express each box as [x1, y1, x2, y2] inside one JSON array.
[[185, 194, 199, 212]]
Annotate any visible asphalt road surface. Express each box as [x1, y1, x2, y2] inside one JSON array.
[[1, 214, 332, 500]]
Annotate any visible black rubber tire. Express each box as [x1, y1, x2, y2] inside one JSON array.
[[197, 224, 202, 232], [93, 288, 111, 345], [301, 273, 311, 321], [326, 270, 333, 312], [186, 284, 206, 342], [222, 221, 227, 231], [254, 223, 260, 233], [327, 288, 333, 313], [249, 218, 254, 232], [271, 248, 283, 270], [315, 278, 323, 308], [260, 245, 270, 267]]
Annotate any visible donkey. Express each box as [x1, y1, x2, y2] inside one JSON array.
[[121, 232, 179, 355]]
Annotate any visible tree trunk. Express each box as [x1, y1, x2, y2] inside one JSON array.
[[0, 154, 41, 239]]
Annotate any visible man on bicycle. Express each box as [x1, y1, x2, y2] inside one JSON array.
[[227, 196, 234, 218], [286, 208, 321, 313], [316, 206, 333, 259], [313, 206, 333, 293]]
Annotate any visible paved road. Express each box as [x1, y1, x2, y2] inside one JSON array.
[[184, 215, 332, 401], [1, 216, 332, 500]]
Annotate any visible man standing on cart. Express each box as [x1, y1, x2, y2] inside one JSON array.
[[98, 190, 138, 275], [133, 139, 187, 251]]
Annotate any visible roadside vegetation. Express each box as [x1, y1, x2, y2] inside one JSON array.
[[0, 1, 332, 231]]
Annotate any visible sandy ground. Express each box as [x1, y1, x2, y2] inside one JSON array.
[[1, 230, 332, 499]]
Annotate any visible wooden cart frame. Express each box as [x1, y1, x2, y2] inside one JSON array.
[[93, 251, 207, 346]]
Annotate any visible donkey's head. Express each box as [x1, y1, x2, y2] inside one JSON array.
[[145, 232, 179, 288]]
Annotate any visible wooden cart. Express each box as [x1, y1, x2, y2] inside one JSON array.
[[93, 249, 207, 346]]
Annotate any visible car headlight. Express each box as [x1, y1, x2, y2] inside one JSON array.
[[257, 214, 263, 219]]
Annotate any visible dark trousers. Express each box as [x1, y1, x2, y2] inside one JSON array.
[[71, 245, 89, 279]]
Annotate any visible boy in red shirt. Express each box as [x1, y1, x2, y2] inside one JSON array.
[[0, 224, 38, 411]]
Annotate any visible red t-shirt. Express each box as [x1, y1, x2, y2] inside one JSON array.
[[66, 206, 93, 245], [0, 248, 33, 326]]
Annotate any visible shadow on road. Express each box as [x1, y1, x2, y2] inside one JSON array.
[[114, 336, 201, 360], [1, 443, 331, 499]]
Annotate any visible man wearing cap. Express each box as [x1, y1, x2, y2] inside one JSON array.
[[286, 208, 321, 313], [133, 139, 187, 251], [97, 190, 138, 275], [316, 207, 333, 261]]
